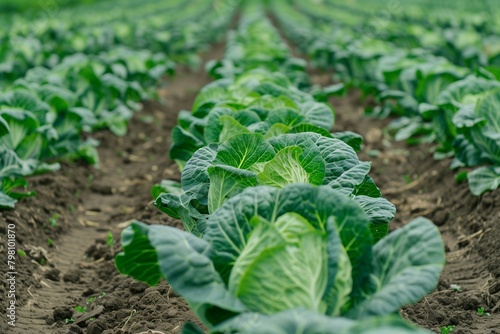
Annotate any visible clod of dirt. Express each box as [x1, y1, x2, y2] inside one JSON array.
[[128, 321, 153, 333], [435, 295, 454, 306], [129, 281, 149, 294], [67, 324, 84, 334], [490, 281, 500, 295], [91, 183, 114, 195], [63, 269, 81, 283], [456, 312, 473, 325], [365, 128, 383, 144], [103, 295, 125, 311], [432, 210, 449, 226], [53, 307, 73, 321], [87, 319, 108, 334], [85, 240, 113, 261], [460, 295, 483, 310], [138, 290, 164, 309], [82, 288, 97, 297], [44, 268, 61, 281], [166, 307, 178, 318]]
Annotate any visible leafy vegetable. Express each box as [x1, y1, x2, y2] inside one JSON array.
[[116, 184, 444, 331], [157, 132, 395, 237]]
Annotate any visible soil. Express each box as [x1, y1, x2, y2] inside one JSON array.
[[1, 21, 499, 334]]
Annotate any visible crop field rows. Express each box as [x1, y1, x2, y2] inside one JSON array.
[[0, 1, 498, 334]]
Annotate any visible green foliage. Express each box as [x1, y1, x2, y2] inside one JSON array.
[[0, 0, 102, 13], [157, 132, 394, 237], [477, 306, 491, 316], [74, 306, 87, 313], [106, 231, 115, 248], [440, 325, 455, 334], [115, 3, 445, 334], [17, 249, 27, 257], [0, 0, 235, 208], [49, 214, 59, 227], [271, 0, 500, 196]]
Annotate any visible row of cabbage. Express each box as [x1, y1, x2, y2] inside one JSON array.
[[293, 0, 500, 71], [272, 0, 500, 196], [322, 0, 499, 34], [0, 0, 227, 83], [115, 3, 446, 333], [0, 0, 233, 208]]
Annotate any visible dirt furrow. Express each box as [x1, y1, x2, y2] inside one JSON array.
[[13, 225, 103, 333]]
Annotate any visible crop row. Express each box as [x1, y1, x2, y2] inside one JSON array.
[[0, 1, 233, 208], [116, 3, 445, 333], [299, 0, 500, 69], [322, 0, 498, 34], [0, 0, 227, 82], [272, 0, 500, 196]]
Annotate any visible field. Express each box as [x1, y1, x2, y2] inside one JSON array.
[[0, 1, 499, 334]]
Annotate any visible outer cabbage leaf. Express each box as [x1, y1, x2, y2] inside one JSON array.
[[347, 218, 445, 318], [467, 166, 500, 196], [212, 311, 429, 334], [453, 89, 500, 165], [115, 221, 247, 326]]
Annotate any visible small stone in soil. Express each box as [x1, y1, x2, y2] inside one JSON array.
[[63, 269, 81, 283], [53, 307, 73, 321], [44, 268, 61, 281]]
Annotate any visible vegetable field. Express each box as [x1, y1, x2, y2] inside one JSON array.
[[0, 1, 498, 334]]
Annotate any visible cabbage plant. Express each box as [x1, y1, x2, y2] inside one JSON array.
[[169, 69, 335, 170], [452, 88, 500, 194], [116, 184, 444, 333], [156, 132, 395, 239]]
